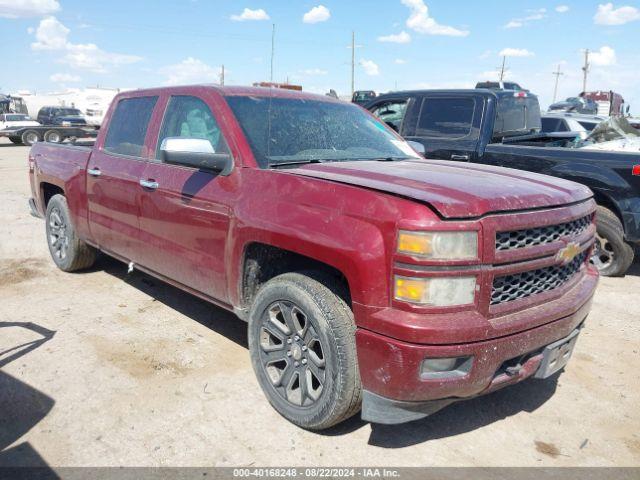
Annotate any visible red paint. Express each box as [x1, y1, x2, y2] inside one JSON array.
[[29, 85, 598, 405], [633, 165, 640, 176]]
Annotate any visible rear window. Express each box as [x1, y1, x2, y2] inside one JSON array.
[[416, 97, 474, 138], [494, 95, 541, 137], [104, 96, 157, 157]]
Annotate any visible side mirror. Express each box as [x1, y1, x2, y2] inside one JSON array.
[[160, 137, 233, 175], [406, 140, 426, 156]]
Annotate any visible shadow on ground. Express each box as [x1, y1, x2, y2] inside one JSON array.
[[94, 254, 562, 445], [0, 322, 59, 476]]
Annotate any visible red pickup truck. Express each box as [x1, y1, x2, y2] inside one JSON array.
[[28, 85, 598, 429]]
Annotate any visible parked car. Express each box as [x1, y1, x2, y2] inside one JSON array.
[[351, 90, 376, 105], [548, 97, 598, 115], [36, 106, 88, 126], [0, 113, 40, 131], [475, 81, 525, 91], [29, 85, 597, 428], [366, 89, 639, 276], [541, 114, 605, 140]]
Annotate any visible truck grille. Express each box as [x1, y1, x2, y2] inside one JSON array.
[[495, 215, 591, 251], [491, 251, 588, 305]]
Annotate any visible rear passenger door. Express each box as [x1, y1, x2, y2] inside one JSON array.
[[404, 94, 482, 161], [87, 95, 158, 263], [136, 94, 234, 302]]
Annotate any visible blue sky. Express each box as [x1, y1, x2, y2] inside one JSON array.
[[2, 0, 639, 109]]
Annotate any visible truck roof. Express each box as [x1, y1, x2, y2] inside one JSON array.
[[118, 84, 340, 102], [373, 88, 536, 100]]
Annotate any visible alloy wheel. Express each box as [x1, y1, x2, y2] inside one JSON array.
[[48, 207, 69, 261], [590, 233, 614, 271], [258, 300, 326, 407]]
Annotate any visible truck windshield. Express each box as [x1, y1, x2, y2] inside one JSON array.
[[225, 95, 419, 168]]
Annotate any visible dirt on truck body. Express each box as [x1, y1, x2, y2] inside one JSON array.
[[28, 85, 598, 429]]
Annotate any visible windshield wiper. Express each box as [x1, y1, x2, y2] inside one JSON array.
[[372, 156, 416, 162], [269, 159, 326, 168]]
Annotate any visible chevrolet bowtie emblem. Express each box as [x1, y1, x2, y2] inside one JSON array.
[[556, 242, 581, 265]]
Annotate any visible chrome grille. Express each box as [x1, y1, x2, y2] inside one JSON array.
[[495, 215, 591, 251], [491, 251, 587, 305]]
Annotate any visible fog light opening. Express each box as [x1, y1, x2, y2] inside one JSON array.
[[420, 356, 473, 380]]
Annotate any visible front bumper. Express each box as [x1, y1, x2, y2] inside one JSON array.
[[357, 269, 596, 424]]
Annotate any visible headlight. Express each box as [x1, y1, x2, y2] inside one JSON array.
[[394, 275, 476, 306], [397, 230, 477, 259]]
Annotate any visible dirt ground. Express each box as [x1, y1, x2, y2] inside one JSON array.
[[1, 138, 639, 468]]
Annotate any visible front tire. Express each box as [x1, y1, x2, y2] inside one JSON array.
[[45, 194, 97, 272], [591, 206, 634, 276], [248, 272, 361, 430], [9, 136, 22, 145]]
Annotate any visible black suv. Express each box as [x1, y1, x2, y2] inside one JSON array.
[[37, 106, 87, 126]]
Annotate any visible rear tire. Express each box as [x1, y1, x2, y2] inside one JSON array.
[[248, 272, 361, 430], [44, 129, 63, 143], [9, 136, 22, 145], [45, 194, 97, 272], [591, 206, 634, 276], [21, 129, 41, 146]]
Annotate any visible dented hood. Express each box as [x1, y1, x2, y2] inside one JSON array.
[[288, 159, 592, 218]]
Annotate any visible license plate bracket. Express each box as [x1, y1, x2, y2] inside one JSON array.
[[534, 327, 581, 379]]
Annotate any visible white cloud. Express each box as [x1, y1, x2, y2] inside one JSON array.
[[499, 48, 535, 57], [394, 58, 407, 64], [401, 0, 469, 36], [301, 68, 328, 76], [0, 0, 59, 18], [30, 16, 141, 73], [302, 5, 330, 24], [589, 46, 617, 66], [504, 8, 546, 28], [556, 5, 569, 13], [231, 8, 269, 21], [50, 72, 81, 83], [160, 57, 222, 85], [594, 3, 640, 25], [378, 31, 411, 43], [478, 49, 492, 59], [359, 59, 380, 76], [31, 15, 69, 50]]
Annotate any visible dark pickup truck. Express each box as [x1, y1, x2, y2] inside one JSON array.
[[29, 85, 597, 428], [367, 89, 640, 276]]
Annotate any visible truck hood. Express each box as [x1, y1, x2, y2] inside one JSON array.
[[288, 159, 592, 218]]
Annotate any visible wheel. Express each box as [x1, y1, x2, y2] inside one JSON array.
[[9, 136, 22, 145], [21, 129, 41, 146], [45, 194, 97, 272], [248, 272, 361, 430], [44, 130, 63, 143], [590, 206, 634, 276]]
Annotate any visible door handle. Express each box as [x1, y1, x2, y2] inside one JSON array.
[[450, 154, 470, 161], [88, 167, 101, 177], [139, 179, 159, 190]]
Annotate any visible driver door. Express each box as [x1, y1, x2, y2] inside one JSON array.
[[136, 94, 236, 302]]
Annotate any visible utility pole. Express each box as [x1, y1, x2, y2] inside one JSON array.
[[270, 23, 275, 83], [350, 31, 355, 97], [220, 64, 225, 86], [581, 49, 590, 93], [499, 55, 506, 81], [552, 64, 563, 103]]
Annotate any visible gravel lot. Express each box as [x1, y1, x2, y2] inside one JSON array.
[[1, 138, 639, 468]]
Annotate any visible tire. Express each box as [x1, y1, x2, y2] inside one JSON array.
[[591, 206, 634, 276], [248, 272, 361, 430], [9, 136, 22, 145], [45, 194, 97, 272], [21, 129, 41, 146], [44, 129, 63, 143]]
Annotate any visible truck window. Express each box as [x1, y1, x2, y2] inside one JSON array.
[[371, 100, 408, 133], [156, 96, 229, 159], [104, 96, 157, 157], [416, 97, 474, 138]]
